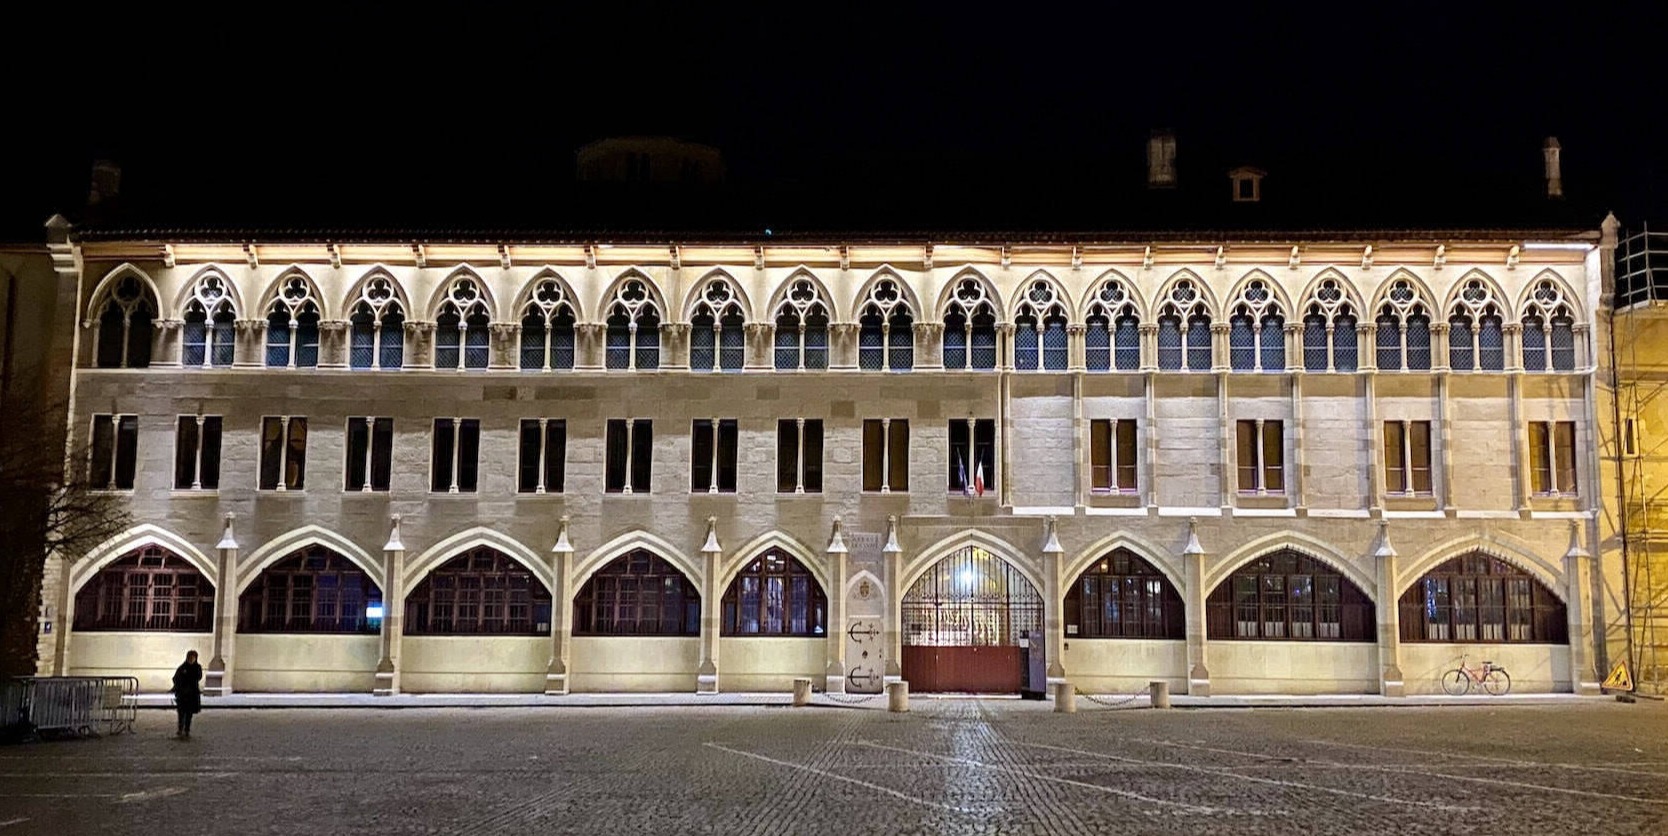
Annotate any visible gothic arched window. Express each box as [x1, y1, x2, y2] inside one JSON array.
[[690, 277, 747, 372], [1206, 550, 1375, 641], [720, 550, 827, 636], [1228, 278, 1285, 372], [858, 278, 913, 371], [349, 277, 406, 370], [265, 276, 321, 368], [1301, 277, 1358, 372], [573, 550, 700, 636], [942, 278, 997, 370], [773, 278, 830, 370], [605, 279, 661, 370], [1398, 553, 1567, 643], [1014, 279, 1069, 371], [182, 273, 237, 368], [1085, 277, 1141, 372], [1521, 278, 1577, 372], [1375, 279, 1432, 371], [519, 278, 577, 371], [1448, 278, 1505, 372], [94, 274, 157, 369], [434, 275, 491, 370], [1157, 278, 1212, 371]]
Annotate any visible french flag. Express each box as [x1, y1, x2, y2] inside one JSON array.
[[974, 456, 986, 497]]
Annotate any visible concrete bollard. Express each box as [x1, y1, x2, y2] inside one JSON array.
[[1053, 681, 1077, 713], [886, 681, 909, 713], [1149, 680, 1171, 709], [792, 677, 812, 707]]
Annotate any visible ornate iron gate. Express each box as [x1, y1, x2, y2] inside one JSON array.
[[902, 547, 1043, 692]]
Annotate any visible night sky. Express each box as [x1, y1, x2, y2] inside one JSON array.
[[4, 3, 1664, 239]]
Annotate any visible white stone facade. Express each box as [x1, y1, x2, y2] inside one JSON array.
[[38, 235, 1612, 696]]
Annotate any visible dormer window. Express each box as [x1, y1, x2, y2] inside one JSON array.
[[1229, 166, 1266, 203]]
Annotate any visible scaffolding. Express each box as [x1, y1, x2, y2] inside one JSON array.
[[1614, 225, 1668, 694]]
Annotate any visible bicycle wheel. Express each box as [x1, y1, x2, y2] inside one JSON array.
[[1441, 669, 1470, 695], [1482, 669, 1511, 696]]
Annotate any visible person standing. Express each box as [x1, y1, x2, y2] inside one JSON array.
[[170, 650, 203, 739]]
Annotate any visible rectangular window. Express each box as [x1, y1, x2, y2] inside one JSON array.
[[1529, 420, 1578, 495], [1089, 419, 1138, 492], [947, 418, 996, 494], [862, 418, 909, 492], [606, 419, 653, 493], [431, 418, 481, 493], [345, 417, 394, 491], [258, 416, 308, 490], [776, 419, 824, 493], [90, 414, 139, 490], [517, 419, 566, 493], [173, 416, 222, 490], [1382, 420, 1432, 495], [691, 419, 739, 493], [1624, 417, 1639, 458], [1235, 419, 1285, 493]]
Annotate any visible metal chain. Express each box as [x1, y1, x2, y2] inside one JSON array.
[[1074, 686, 1147, 708]]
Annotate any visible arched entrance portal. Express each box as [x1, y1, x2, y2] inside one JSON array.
[[902, 547, 1042, 693]]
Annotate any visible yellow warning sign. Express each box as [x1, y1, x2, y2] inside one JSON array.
[[1602, 661, 1634, 692]]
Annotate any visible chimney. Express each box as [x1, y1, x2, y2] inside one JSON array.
[[86, 159, 122, 224], [1147, 129, 1177, 189], [1542, 137, 1563, 199]]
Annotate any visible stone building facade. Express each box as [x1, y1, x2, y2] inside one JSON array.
[[35, 226, 1616, 697]]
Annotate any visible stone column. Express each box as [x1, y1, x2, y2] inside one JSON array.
[[1138, 323, 1158, 372], [745, 322, 774, 370], [662, 322, 691, 371], [1042, 517, 1067, 685], [1373, 521, 1404, 697], [915, 322, 944, 370], [697, 517, 722, 694], [996, 323, 1015, 371], [1182, 519, 1211, 697], [824, 518, 849, 693], [1562, 522, 1601, 695], [204, 513, 239, 696], [576, 322, 606, 369], [374, 515, 406, 696], [830, 323, 860, 370], [490, 322, 519, 370], [1357, 322, 1378, 373], [883, 515, 905, 682], [1284, 322, 1303, 373], [155, 319, 183, 368], [1210, 322, 1231, 372], [1503, 323, 1523, 373], [1067, 323, 1086, 372], [546, 516, 574, 695], [319, 320, 348, 369], [234, 319, 262, 368], [1431, 322, 1451, 372], [406, 321, 434, 370]]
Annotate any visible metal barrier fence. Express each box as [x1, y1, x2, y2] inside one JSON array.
[[2, 677, 139, 742]]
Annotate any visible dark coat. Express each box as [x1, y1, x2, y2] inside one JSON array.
[[171, 661, 203, 714]]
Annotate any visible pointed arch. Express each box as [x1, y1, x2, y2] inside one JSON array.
[[1206, 531, 1376, 603], [1395, 533, 1565, 602], [1156, 268, 1221, 313], [1063, 530, 1186, 595], [1079, 268, 1148, 321], [513, 268, 587, 322], [852, 266, 922, 318], [425, 264, 498, 321], [1517, 269, 1584, 322], [1226, 268, 1293, 314], [69, 524, 216, 594], [572, 529, 701, 600], [768, 267, 836, 319], [934, 267, 1005, 323], [85, 262, 162, 321], [683, 268, 755, 322], [1012, 269, 1074, 322], [236, 525, 382, 596], [342, 265, 414, 316], [404, 527, 551, 593], [1297, 267, 1366, 313], [845, 568, 885, 600], [174, 265, 246, 319], [718, 530, 830, 594], [1443, 268, 1511, 319], [260, 265, 331, 319], [597, 268, 670, 318], [899, 530, 1042, 596], [1368, 268, 1437, 312]]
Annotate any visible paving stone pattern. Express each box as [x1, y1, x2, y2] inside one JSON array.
[[1, 701, 1664, 835]]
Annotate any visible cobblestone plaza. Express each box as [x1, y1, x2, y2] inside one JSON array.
[[1, 701, 1663, 834]]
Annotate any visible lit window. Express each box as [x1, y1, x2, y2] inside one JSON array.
[[1528, 421, 1578, 495], [1090, 419, 1138, 493], [721, 551, 827, 636]]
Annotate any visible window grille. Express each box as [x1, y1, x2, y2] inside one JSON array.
[[435, 275, 491, 370], [573, 550, 700, 636], [349, 277, 403, 370], [94, 274, 156, 368], [182, 273, 236, 368], [605, 279, 660, 370], [1065, 549, 1183, 639], [406, 547, 552, 636], [722, 551, 827, 636], [74, 546, 214, 632], [239, 546, 382, 634], [1206, 550, 1374, 642], [942, 277, 996, 370], [265, 276, 322, 368], [1398, 554, 1566, 643]]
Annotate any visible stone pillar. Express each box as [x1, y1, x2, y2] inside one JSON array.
[[1431, 322, 1451, 372], [155, 319, 183, 368], [697, 517, 722, 694], [996, 323, 1015, 371], [1067, 323, 1087, 371], [824, 518, 849, 693], [546, 516, 574, 695], [662, 322, 691, 371], [204, 513, 239, 696], [1210, 322, 1231, 373], [576, 322, 606, 369], [1373, 522, 1404, 697], [234, 319, 262, 368], [374, 515, 406, 696], [1138, 323, 1158, 372], [1042, 517, 1067, 685], [745, 322, 774, 371], [1358, 322, 1378, 373], [1562, 522, 1601, 695], [406, 321, 434, 370], [489, 322, 519, 370], [1503, 323, 1523, 373], [830, 323, 860, 370], [1216, 371, 1232, 511], [1182, 519, 1211, 697], [915, 322, 944, 370], [318, 320, 348, 369], [883, 515, 905, 682], [1284, 322, 1302, 373]]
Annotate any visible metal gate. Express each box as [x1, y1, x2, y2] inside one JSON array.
[[902, 547, 1042, 693]]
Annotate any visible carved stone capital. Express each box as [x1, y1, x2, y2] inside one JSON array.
[[831, 322, 862, 337], [996, 323, 1016, 337], [157, 319, 183, 331], [1066, 324, 1087, 335], [405, 321, 434, 335], [1210, 322, 1232, 335], [1138, 323, 1159, 336], [661, 322, 691, 337], [1501, 323, 1522, 336], [914, 322, 944, 337], [319, 319, 348, 333], [745, 322, 773, 337], [577, 322, 608, 338], [235, 319, 261, 333]]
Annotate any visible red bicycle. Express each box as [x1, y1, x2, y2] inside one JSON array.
[[1441, 654, 1512, 695]]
